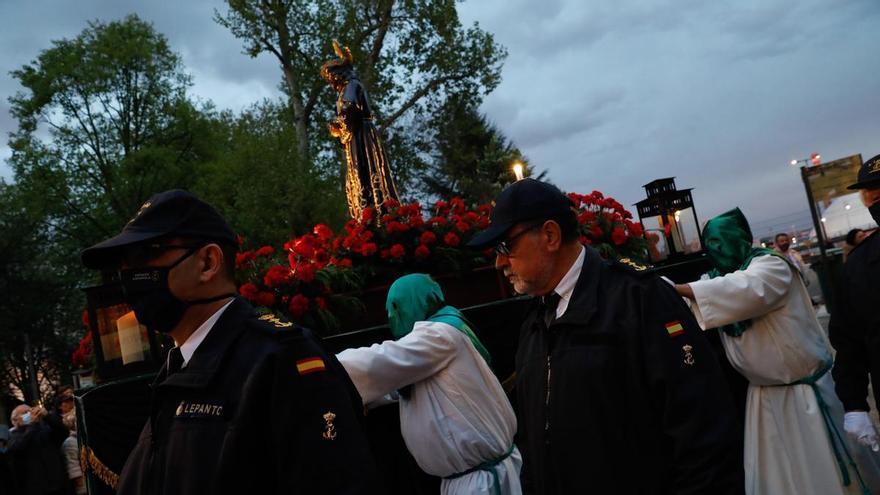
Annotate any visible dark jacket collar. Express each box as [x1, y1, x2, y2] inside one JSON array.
[[155, 297, 254, 390], [551, 246, 603, 328]]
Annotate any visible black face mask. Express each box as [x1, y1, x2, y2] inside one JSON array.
[[870, 202, 880, 226], [119, 247, 234, 333]]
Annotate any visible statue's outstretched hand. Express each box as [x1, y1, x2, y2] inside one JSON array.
[[328, 120, 345, 138]]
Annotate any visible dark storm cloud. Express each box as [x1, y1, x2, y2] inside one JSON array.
[[459, 0, 880, 227]]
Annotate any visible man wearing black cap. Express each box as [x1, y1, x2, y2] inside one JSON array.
[[468, 179, 742, 494], [830, 153, 880, 453], [81, 190, 377, 494]]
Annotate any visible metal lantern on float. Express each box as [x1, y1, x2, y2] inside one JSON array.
[[634, 178, 703, 264], [80, 276, 168, 384]]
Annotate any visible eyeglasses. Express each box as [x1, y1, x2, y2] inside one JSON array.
[[123, 243, 204, 267], [495, 223, 542, 256]]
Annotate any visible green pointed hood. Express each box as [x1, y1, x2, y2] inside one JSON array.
[[386, 273, 492, 366]]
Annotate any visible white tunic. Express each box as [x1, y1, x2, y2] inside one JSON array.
[[337, 321, 522, 495], [688, 255, 876, 495]]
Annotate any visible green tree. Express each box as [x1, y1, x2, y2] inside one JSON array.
[[3, 15, 219, 402], [0, 182, 81, 404], [215, 0, 506, 191], [423, 98, 537, 205], [8, 14, 216, 248], [194, 101, 347, 247]]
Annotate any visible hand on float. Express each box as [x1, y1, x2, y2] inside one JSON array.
[[674, 283, 695, 300], [844, 411, 880, 452]]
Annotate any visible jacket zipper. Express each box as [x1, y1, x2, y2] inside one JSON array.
[[544, 354, 552, 444]]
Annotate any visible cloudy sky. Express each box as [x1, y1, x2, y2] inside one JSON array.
[[2, 0, 878, 238]]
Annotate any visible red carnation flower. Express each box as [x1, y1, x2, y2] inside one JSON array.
[[429, 216, 448, 227], [628, 222, 644, 237], [292, 238, 315, 258], [415, 245, 430, 260], [420, 231, 437, 245], [239, 282, 259, 300], [444, 232, 461, 247], [314, 296, 327, 310], [313, 224, 333, 241], [288, 294, 310, 319], [235, 251, 255, 268], [255, 291, 276, 307], [255, 246, 274, 257], [455, 221, 470, 233], [337, 257, 353, 268], [360, 242, 378, 256], [590, 225, 604, 239], [389, 243, 406, 259], [294, 263, 316, 283], [361, 207, 376, 223], [611, 227, 627, 246], [578, 211, 595, 224], [263, 265, 291, 288]]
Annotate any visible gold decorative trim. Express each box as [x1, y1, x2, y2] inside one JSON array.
[[81, 446, 119, 489]]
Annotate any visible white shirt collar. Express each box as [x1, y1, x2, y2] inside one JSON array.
[[552, 246, 585, 318], [176, 299, 234, 368]]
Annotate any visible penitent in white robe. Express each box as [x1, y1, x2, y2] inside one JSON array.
[[688, 254, 875, 495], [337, 321, 522, 495]]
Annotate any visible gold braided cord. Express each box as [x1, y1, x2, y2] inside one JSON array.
[[80, 446, 120, 489]]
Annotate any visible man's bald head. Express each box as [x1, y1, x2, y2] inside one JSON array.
[[10, 404, 30, 427]]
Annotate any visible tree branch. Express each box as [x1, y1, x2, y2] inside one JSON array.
[[379, 75, 456, 131]]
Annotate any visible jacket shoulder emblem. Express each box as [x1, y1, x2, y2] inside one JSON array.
[[614, 257, 651, 275], [254, 312, 294, 330]]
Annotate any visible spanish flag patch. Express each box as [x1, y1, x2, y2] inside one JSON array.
[[296, 357, 326, 375], [665, 321, 685, 337]]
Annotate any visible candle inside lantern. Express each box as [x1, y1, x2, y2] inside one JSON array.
[[512, 162, 524, 181], [117, 311, 146, 365]]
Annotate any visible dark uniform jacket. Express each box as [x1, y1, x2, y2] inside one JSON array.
[[830, 230, 880, 412], [116, 297, 378, 495], [7, 414, 69, 495], [515, 247, 742, 494]]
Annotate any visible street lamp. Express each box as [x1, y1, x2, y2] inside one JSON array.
[[790, 152, 822, 167]]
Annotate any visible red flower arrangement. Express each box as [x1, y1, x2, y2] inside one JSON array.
[[233, 192, 646, 334], [71, 310, 94, 369]]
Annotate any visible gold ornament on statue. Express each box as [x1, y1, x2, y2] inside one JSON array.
[[321, 39, 399, 221]]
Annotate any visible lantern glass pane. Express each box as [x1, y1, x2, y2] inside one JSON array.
[[642, 215, 669, 262], [669, 207, 702, 255], [95, 304, 150, 366]]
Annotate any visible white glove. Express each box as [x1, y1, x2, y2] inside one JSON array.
[[844, 411, 880, 452]]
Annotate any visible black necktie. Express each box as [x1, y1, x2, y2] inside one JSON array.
[[542, 292, 561, 328], [166, 347, 184, 375]]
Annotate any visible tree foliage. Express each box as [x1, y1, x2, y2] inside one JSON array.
[[8, 15, 216, 247], [0, 183, 81, 404], [423, 97, 538, 205], [215, 0, 507, 191], [193, 101, 347, 247], [3, 15, 217, 403]]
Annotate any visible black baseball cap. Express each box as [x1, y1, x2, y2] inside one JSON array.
[[848, 154, 880, 190], [81, 190, 236, 269], [467, 178, 574, 249]]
